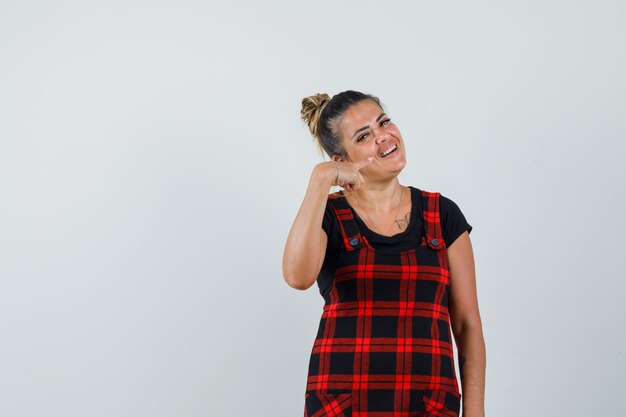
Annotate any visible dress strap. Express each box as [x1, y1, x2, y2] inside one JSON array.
[[421, 190, 446, 251], [327, 192, 364, 251]]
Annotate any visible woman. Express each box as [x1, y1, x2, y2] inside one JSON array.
[[283, 90, 485, 417]]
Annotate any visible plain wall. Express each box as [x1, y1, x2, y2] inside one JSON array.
[[1, 1, 624, 416]]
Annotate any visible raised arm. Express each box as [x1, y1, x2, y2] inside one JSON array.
[[282, 163, 334, 290], [447, 231, 486, 417], [282, 158, 374, 290]]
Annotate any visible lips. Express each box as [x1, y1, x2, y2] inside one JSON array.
[[380, 144, 398, 158]]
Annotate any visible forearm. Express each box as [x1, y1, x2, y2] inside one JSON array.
[[282, 163, 334, 289], [456, 324, 486, 417]]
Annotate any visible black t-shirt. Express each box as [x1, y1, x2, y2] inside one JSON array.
[[317, 186, 473, 296]]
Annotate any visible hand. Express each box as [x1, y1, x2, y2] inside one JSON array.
[[332, 157, 375, 192]]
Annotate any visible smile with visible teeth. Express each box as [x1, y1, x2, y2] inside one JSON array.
[[381, 145, 397, 157]]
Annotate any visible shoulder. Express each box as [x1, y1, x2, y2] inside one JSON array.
[[322, 191, 344, 252], [411, 187, 442, 214], [324, 190, 346, 214], [322, 191, 346, 233], [411, 186, 443, 203], [439, 192, 473, 245], [411, 186, 472, 246], [439, 193, 461, 213], [413, 187, 461, 213]]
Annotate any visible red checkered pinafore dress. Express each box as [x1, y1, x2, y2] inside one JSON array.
[[304, 189, 461, 417]]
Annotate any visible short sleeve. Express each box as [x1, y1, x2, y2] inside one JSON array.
[[440, 194, 473, 248], [322, 199, 342, 255], [318, 198, 342, 296]]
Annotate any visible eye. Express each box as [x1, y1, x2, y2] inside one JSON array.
[[356, 133, 369, 143], [380, 118, 391, 126]]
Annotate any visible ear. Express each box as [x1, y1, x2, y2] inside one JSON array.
[[331, 154, 344, 162]]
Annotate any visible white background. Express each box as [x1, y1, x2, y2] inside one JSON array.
[[1, 1, 625, 416]]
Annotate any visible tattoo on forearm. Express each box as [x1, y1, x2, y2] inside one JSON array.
[[459, 355, 467, 380], [395, 212, 410, 229]]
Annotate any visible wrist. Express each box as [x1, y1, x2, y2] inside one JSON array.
[[311, 162, 336, 188]]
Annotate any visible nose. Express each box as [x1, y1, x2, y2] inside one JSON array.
[[375, 130, 389, 144]]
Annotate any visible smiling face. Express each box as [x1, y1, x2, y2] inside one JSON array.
[[333, 99, 407, 180]]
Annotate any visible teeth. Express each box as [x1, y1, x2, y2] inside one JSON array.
[[382, 145, 397, 157]]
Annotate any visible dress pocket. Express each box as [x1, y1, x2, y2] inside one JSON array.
[[422, 390, 461, 416], [304, 391, 352, 417]]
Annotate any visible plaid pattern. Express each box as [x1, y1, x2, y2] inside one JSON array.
[[304, 190, 461, 416]]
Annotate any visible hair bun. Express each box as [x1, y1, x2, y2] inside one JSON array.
[[301, 93, 331, 138]]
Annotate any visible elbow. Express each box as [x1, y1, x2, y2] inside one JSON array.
[[287, 279, 314, 291], [451, 317, 484, 343], [282, 253, 318, 290], [283, 270, 316, 291], [451, 309, 484, 338]]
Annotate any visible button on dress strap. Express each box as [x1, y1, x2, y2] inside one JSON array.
[[421, 190, 446, 251], [327, 193, 364, 251]]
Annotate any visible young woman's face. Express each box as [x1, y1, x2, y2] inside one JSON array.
[[335, 99, 407, 178]]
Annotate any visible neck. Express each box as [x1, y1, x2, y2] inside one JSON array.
[[347, 179, 404, 211]]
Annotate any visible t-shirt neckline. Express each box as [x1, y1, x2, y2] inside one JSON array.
[[339, 186, 421, 242]]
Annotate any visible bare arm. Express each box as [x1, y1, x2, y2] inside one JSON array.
[[283, 157, 374, 290], [282, 163, 334, 290], [448, 231, 486, 417]]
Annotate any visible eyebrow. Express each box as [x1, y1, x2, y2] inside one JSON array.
[[351, 113, 387, 140]]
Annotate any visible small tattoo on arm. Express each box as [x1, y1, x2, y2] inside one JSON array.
[[395, 212, 410, 229]]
